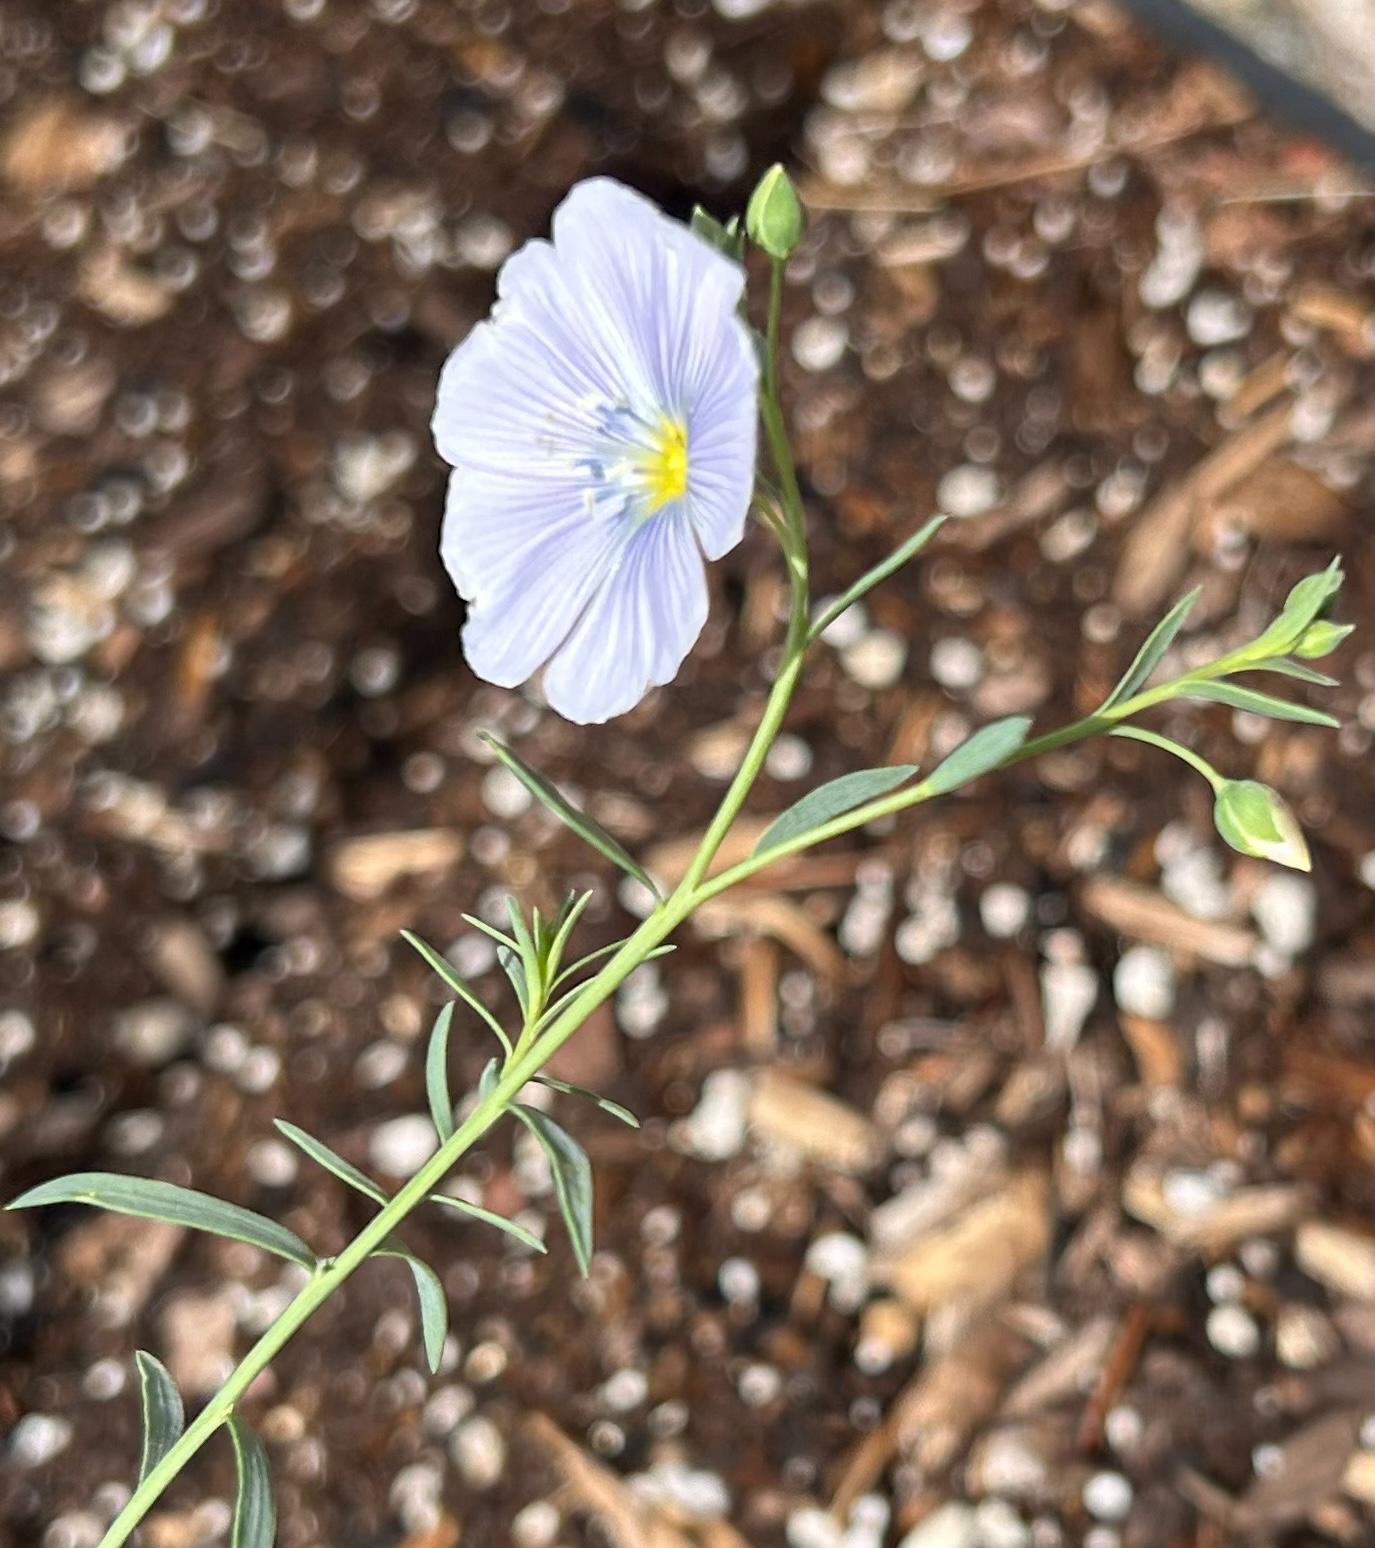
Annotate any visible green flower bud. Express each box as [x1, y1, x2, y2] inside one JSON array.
[[1213, 779, 1311, 872], [1293, 619, 1354, 659], [690, 206, 744, 263], [745, 164, 804, 260]]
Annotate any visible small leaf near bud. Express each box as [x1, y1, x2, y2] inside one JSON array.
[[1293, 619, 1354, 660], [745, 164, 804, 260], [690, 205, 744, 262], [1213, 779, 1311, 872]]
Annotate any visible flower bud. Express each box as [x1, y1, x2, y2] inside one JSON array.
[[746, 164, 804, 260], [1213, 779, 1310, 872], [1293, 619, 1354, 660]]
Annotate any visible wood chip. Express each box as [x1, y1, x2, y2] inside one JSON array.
[[526, 1412, 695, 1548], [1112, 399, 1295, 615], [1124, 1172, 1308, 1254], [830, 1314, 1031, 1517], [1295, 1221, 1375, 1302], [873, 1170, 1050, 1314], [749, 1067, 884, 1175], [698, 892, 844, 981], [1080, 875, 1258, 967], [326, 828, 464, 900], [1003, 1315, 1117, 1418], [1, 98, 129, 191], [739, 935, 779, 1053], [1235, 1411, 1364, 1533]]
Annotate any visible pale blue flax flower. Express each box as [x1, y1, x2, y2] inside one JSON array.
[[432, 178, 758, 724]]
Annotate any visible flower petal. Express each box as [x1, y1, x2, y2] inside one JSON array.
[[541, 512, 708, 725], [457, 488, 628, 690]]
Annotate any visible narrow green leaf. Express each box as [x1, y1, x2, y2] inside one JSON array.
[[544, 890, 593, 981], [498, 945, 531, 1020], [459, 913, 521, 953], [919, 716, 1032, 797], [808, 516, 947, 644], [375, 1246, 448, 1372], [273, 1121, 386, 1206], [512, 1106, 594, 1276], [1184, 681, 1340, 728], [228, 1417, 275, 1548], [134, 1351, 184, 1485], [1099, 586, 1200, 710], [552, 940, 675, 991], [533, 1076, 639, 1128], [399, 930, 513, 1056], [1237, 658, 1339, 688], [1250, 558, 1344, 657], [479, 733, 660, 897], [6, 1173, 315, 1270], [425, 1003, 456, 1143], [428, 1192, 547, 1253], [754, 765, 919, 856]]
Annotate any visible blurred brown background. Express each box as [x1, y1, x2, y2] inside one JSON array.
[[0, 2, 1371, 1546]]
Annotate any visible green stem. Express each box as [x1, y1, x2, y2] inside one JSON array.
[[99, 889, 693, 1548]]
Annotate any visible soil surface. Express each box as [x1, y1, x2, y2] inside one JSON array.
[[0, 2, 1371, 1547]]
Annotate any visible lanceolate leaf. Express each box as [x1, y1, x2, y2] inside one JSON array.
[[808, 515, 946, 644], [228, 1417, 275, 1548], [6, 1173, 315, 1270], [135, 1351, 184, 1485], [920, 716, 1032, 797], [375, 1246, 448, 1373], [1184, 681, 1340, 728], [273, 1122, 386, 1206], [425, 1003, 456, 1142], [498, 944, 531, 1020], [533, 1076, 639, 1128], [399, 931, 513, 1057], [512, 1106, 594, 1276], [428, 1192, 547, 1252], [1099, 586, 1200, 711], [479, 733, 660, 896], [754, 765, 919, 855]]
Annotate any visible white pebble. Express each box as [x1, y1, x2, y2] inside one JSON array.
[[792, 316, 848, 373], [677, 1069, 750, 1160], [10, 1413, 73, 1467], [842, 629, 908, 690], [1112, 944, 1175, 1019], [512, 1500, 561, 1548], [1207, 1303, 1260, 1358], [1186, 288, 1252, 346], [481, 765, 532, 820], [938, 464, 1000, 518], [973, 1499, 1030, 1548], [1041, 960, 1098, 1049], [1251, 873, 1316, 958], [369, 1115, 438, 1176], [1083, 1471, 1133, 1522], [980, 883, 1030, 938], [930, 637, 984, 692], [897, 1503, 978, 1548], [787, 1506, 846, 1548], [451, 1414, 506, 1488]]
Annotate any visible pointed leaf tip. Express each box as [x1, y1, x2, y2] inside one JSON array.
[[135, 1351, 184, 1485], [6, 1172, 315, 1270], [478, 734, 660, 896], [754, 765, 919, 856]]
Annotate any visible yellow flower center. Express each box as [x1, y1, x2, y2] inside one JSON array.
[[641, 416, 689, 511]]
